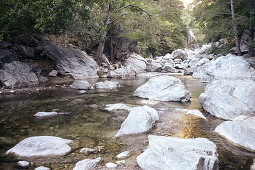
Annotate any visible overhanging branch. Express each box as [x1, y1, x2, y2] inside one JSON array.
[[114, 4, 152, 19]]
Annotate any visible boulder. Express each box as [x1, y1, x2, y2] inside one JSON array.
[[116, 151, 130, 159], [134, 76, 191, 102], [137, 135, 219, 170], [95, 80, 120, 90], [162, 63, 179, 73], [17, 161, 29, 167], [230, 45, 249, 54], [147, 60, 163, 72], [0, 61, 39, 87], [73, 157, 102, 170], [17, 45, 35, 58], [0, 49, 18, 65], [215, 116, 255, 151], [193, 54, 255, 82], [70, 80, 93, 90], [6, 136, 72, 158], [199, 79, 255, 120], [43, 44, 99, 79], [48, 70, 58, 77], [172, 49, 188, 61], [108, 53, 146, 78], [0, 41, 12, 49], [115, 106, 159, 137]]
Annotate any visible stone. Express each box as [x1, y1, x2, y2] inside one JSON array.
[[215, 117, 255, 151], [147, 60, 163, 72], [80, 148, 96, 155], [95, 81, 120, 90], [34, 112, 59, 118], [116, 160, 125, 166], [116, 151, 130, 159], [38, 76, 48, 83], [199, 79, 255, 120], [0, 49, 18, 64], [79, 90, 86, 94], [105, 162, 117, 168], [115, 106, 159, 137], [162, 63, 179, 73], [73, 157, 102, 170], [35, 166, 50, 170], [176, 108, 206, 119], [48, 70, 58, 77], [105, 103, 131, 111], [43, 44, 99, 79], [17, 161, 29, 167], [0, 61, 39, 88], [108, 53, 146, 78], [134, 76, 191, 102], [172, 49, 188, 61], [6, 136, 72, 158], [137, 135, 219, 170], [70, 80, 93, 90], [230, 45, 249, 54], [193, 54, 255, 82], [17, 45, 35, 58]]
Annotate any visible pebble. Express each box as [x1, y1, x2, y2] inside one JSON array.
[[116, 160, 125, 166], [79, 90, 86, 94], [17, 161, 29, 167], [105, 162, 117, 168], [10, 90, 15, 93], [116, 151, 130, 159]]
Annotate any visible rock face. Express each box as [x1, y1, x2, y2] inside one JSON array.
[[137, 135, 219, 170], [199, 80, 255, 120], [73, 157, 102, 170], [95, 80, 120, 90], [193, 54, 255, 82], [215, 117, 255, 151], [115, 106, 159, 137], [134, 76, 191, 102], [0, 61, 39, 87], [70, 80, 93, 90], [6, 136, 72, 158], [108, 53, 146, 78], [43, 44, 99, 79]]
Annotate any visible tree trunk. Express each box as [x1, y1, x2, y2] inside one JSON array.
[[230, 0, 242, 56], [95, 5, 112, 65], [249, 0, 255, 56]]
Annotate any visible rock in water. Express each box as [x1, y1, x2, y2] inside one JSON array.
[[17, 161, 29, 167], [35, 166, 50, 170], [134, 76, 191, 102], [70, 80, 93, 90], [193, 54, 255, 82], [116, 151, 130, 159], [0, 61, 39, 87], [115, 106, 159, 137], [95, 80, 120, 90], [199, 79, 255, 120], [105, 103, 131, 111], [6, 136, 72, 158], [34, 112, 59, 118], [137, 135, 219, 170], [73, 157, 102, 170], [215, 116, 255, 151], [105, 162, 117, 168], [43, 45, 99, 79]]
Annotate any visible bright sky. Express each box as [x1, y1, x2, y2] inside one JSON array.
[[181, 0, 194, 7]]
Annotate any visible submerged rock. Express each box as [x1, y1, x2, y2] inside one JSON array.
[[34, 112, 59, 117], [6, 136, 72, 158], [105, 103, 131, 111], [70, 80, 93, 90], [43, 45, 99, 79], [115, 106, 159, 137], [134, 76, 191, 102], [215, 116, 255, 151], [73, 157, 102, 170], [105, 162, 117, 168], [35, 166, 50, 170], [116, 151, 130, 159], [193, 54, 255, 82], [95, 80, 120, 90], [199, 79, 255, 120], [137, 135, 219, 170], [0, 61, 39, 87], [176, 108, 206, 119]]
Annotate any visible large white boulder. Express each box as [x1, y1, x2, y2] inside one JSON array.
[[6, 136, 72, 158], [134, 76, 191, 102], [73, 157, 102, 170], [115, 106, 159, 137], [199, 79, 255, 120], [70, 80, 93, 90], [137, 135, 218, 170], [193, 54, 255, 82], [172, 49, 188, 61], [215, 117, 255, 151]]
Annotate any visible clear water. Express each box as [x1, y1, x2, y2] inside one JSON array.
[[0, 76, 254, 169]]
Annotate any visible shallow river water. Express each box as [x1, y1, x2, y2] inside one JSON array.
[[0, 76, 254, 170]]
